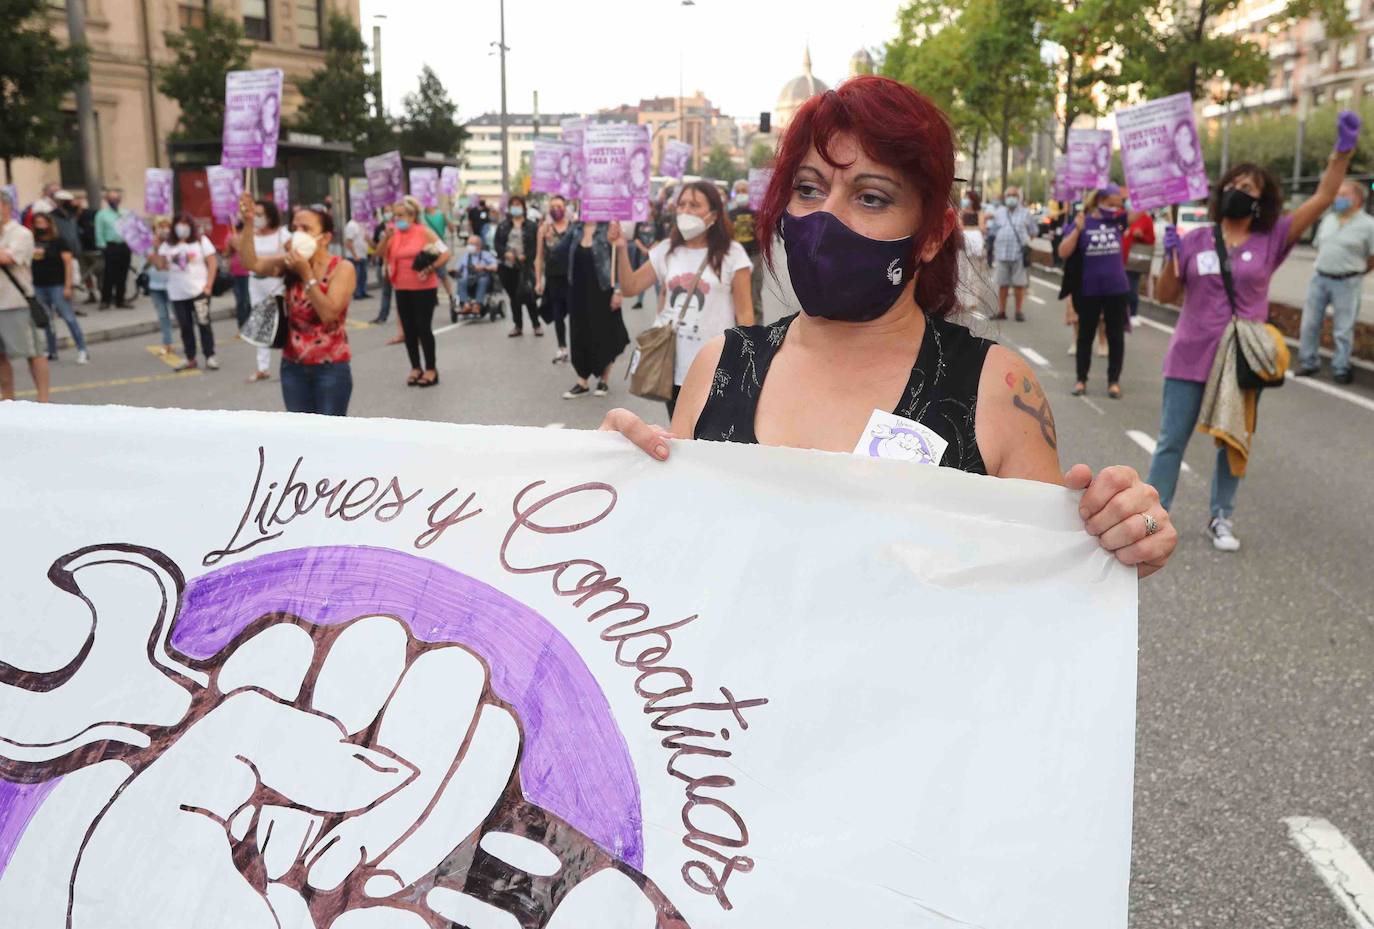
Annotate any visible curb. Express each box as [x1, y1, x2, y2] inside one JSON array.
[[50, 305, 239, 351]]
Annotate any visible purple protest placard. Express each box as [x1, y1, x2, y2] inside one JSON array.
[[748, 168, 773, 210], [205, 165, 243, 225], [659, 140, 693, 180], [144, 169, 173, 216], [1052, 156, 1073, 202], [221, 69, 283, 169], [409, 168, 439, 208], [1065, 128, 1112, 191], [560, 118, 588, 200], [440, 166, 461, 198], [273, 178, 290, 213], [365, 151, 404, 210], [531, 140, 574, 196], [349, 178, 371, 223], [115, 213, 156, 254], [580, 123, 652, 222], [1115, 92, 1210, 210]]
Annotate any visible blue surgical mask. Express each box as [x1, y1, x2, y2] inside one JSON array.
[[1334, 196, 1353, 214], [510, 206, 525, 217], [960, 197, 971, 209], [394, 219, 411, 231], [1005, 196, 1020, 209]]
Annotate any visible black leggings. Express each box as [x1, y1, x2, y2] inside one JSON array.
[[499, 264, 539, 331], [1074, 292, 1128, 384], [396, 288, 438, 371], [542, 275, 570, 348]]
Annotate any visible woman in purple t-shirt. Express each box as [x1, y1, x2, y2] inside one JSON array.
[[1146, 110, 1360, 553], [1057, 184, 1136, 399]]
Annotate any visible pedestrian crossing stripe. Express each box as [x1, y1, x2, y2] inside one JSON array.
[[16, 369, 203, 399]]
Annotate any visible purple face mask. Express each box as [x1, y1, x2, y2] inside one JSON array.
[[781, 210, 914, 322]]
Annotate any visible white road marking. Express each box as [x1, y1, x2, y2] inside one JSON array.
[[1135, 316, 1176, 335], [1126, 429, 1190, 472], [1284, 816, 1374, 929], [1020, 347, 1051, 368], [544, 422, 565, 429], [433, 322, 463, 335], [1287, 370, 1374, 413], [1081, 396, 1107, 416], [1027, 294, 1047, 305]]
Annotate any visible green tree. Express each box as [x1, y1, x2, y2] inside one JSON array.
[[701, 144, 741, 183], [291, 12, 393, 158], [0, 0, 89, 180], [1045, 0, 1155, 152], [749, 141, 774, 168], [157, 8, 251, 140], [398, 65, 466, 156]]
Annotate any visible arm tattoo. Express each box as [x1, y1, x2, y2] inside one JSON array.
[[1008, 373, 1058, 451]]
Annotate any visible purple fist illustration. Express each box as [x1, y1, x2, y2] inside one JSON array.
[[0, 545, 689, 929], [1336, 109, 1362, 153], [1162, 224, 1181, 260]]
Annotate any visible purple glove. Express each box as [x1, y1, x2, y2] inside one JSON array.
[[1163, 224, 1181, 259], [1336, 109, 1362, 153]]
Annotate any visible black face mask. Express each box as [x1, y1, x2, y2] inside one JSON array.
[[1220, 188, 1259, 220]]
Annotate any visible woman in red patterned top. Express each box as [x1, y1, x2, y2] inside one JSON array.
[[235, 194, 356, 415]]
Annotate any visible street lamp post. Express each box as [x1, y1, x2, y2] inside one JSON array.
[[65, 0, 102, 199], [372, 15, 386, 121], [678, 0, 694, 171], [497, 0, 510, 199]]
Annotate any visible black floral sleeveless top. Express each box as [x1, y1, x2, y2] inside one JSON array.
[[694, 313, 994, 475]]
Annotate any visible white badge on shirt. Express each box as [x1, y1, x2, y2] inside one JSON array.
[[852, 409, 948, 467], [1195, 250, 1221, 276]]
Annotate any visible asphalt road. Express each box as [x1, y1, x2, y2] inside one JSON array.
[[13, 272, 1374, 928]]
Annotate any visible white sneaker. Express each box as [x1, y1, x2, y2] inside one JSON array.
[[206, 355, 220, 370], [1208, 517, 1241, 552], [1067, 342, 1077, 356], [76, 350, 90, 365]]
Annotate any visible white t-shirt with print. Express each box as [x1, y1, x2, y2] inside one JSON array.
[[650, 240, 752, 385], [248, 228, 291, 305], [159, 236, 218, 302]]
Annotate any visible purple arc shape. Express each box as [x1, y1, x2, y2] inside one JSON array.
[[0, 545, 643, 875]]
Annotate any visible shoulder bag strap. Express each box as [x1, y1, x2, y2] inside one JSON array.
[[1211, 223, 1241, 319], [0, 262, 34, 301], [675, 252, 712, 326]]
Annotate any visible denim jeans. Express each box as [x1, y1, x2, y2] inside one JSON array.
[[377, 275, 392, 321], [232, 274, 252, 328], [149, 288, 175, 347], [35, 284, 87, 356], [460, 273, 491, 304], [1146, 377, 1240, 519], [1299, 272, 1360, 374], [351, 257, 368, 298], [1125, 270, 1143, 317], [279, 359, 352, 415]]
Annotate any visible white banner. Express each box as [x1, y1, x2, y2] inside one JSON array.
[[0, 405, 1136, 929]]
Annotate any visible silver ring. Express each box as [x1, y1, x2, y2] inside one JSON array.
[[1141, 513, 1159, 537]]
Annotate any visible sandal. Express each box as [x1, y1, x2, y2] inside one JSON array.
[[406, 369, 422, 386], [417, 371, 440, 387], [1107, 384, 1122, 399], [1071, 383, 1086, 397], [509, 328, 523, 337]]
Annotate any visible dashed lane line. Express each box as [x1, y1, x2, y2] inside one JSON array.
[[1027, 294, 1047, 305], [1126, 429, 1190, 472], [1020, 347, 1051, 368], [16, 369, 203, 398], [1080, 396, 1107, 416], [1284, 817, 1374, 929], [544, 422, 565, 429]]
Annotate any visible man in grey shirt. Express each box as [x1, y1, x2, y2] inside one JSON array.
[[1298, 179, 1374, 383], [0, 188, 49, 401], [985, 187, 1037, 321]]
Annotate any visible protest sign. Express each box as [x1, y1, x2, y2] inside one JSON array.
[[531, 139, 575, 196], [144, 169, 173, 216], [1115, 93, 1210, 210], [114, 213, 156, 254], [349, 178, 371, 223], [205, 165, 243, 224], [410, 168, 440, 209], [365, 151, 405, 210], [660, 140, 694, 179], [440, 166, 461, 198], [0, 404, 1136, 929], [560, 117, 588, 200], [221, 69, 283, 169], [580, 123, 652, 222], [1053, 155, 1073, 202], [1065, 128, 1113, 191], [273, 178, 290, 214], [748, 168, 773, 210]]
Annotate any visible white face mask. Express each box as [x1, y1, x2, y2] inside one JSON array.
[[252, 215, 267, 231], [290, 230, 318, 260], [174, 224, 191, 240], [677, 213, 708, 240]]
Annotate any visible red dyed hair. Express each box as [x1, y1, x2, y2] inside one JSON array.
[[757, 75, 961, 317]]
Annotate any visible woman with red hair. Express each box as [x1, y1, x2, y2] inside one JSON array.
[[601, 75, 1177, 577]]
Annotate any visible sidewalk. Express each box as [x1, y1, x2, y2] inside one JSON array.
[[47, 291, 238, 351]]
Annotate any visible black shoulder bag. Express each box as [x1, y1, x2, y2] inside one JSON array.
[[1210, 224, 1281, 391]]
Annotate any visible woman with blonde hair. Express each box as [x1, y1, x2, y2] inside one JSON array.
[[379, 195, 450, 387]]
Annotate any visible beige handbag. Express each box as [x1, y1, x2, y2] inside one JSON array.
[[628, 252, 710, 402]]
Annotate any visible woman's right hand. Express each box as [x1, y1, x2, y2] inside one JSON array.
[[606, 221, 623, 245], [1074, 212, 1086, 231], [598, 408, 671, 461], [535, 279, 544, 296], [238, 192, 255, 225]]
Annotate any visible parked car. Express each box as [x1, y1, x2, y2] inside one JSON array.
[[1176, 205, 1210, 237]]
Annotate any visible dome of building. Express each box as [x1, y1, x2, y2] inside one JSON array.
[[849, 48, 875, 77], [775, 46, 829, 130]]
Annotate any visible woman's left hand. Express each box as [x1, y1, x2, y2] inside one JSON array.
[[610, 292, 622, 311], [286, 246, 312, 280], [1065, 464, 1176, 579]]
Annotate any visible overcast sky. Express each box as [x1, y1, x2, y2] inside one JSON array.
[[358, 0, 906, 124]]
